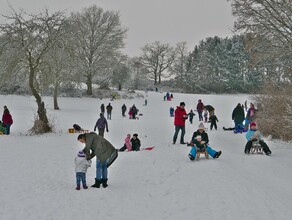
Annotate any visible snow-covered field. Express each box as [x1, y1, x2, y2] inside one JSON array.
[[0, 92, 291, 220]]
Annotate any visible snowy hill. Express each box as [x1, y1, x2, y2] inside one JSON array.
[[0, 92, 291, 220]]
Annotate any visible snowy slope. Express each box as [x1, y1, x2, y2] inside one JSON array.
[[0, 92, 291, 220]]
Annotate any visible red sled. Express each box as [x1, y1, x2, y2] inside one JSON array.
[[142, 146, 155, 151]]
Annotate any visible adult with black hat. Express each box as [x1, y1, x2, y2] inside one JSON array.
[[173, 102, 188, 144]]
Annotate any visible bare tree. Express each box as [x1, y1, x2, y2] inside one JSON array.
[[69, 5, 127, 95], [230, 0, 292, 81], [111, 54, 131, 90], [0, 9, 66, 134], [41, 40, 75, 110], [170, 42, 189, 88], [229, 0, 292, 58], [140, 41, 176, 84]]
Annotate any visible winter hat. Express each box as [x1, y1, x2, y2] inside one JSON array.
[[133, 133, 138, 137], [180, 102, 185, 106], [250, 122, 257, 127], [196, 135, 202, 140], [78, 151, 85, 157], [198, 122, 205, 130]]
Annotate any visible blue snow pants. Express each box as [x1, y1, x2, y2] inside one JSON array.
[[189, 145, 217, 158]]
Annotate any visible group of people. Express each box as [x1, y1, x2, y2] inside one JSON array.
[[171, 102, 222, 160], [74, 98, 272, 191], [172, 100, 272, 162], [74, 102, 143, 190], [0, 105, 13, 135], [118, 133, 141, 152], [164, 92, 173, 101]]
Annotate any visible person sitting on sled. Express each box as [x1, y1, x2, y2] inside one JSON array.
[[188, 123, 222, 161], [244, 122, 272, 156], [119, 134, 132, 152]]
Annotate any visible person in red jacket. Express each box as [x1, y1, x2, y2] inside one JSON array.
[[173, 102, 188, 144], [2, 106, 13, 135]]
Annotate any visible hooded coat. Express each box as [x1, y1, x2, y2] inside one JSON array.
[[82, 132, 116, 163]]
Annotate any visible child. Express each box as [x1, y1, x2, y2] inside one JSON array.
[[203, 109, 208, 123], [188, 109, 195, 124], [119, 134, 132, 152], [209, 114, 219, 130], [170, 107, 174, 117], [244, 122, 272, 156], [131, 133, 141, 151], [0, 120, 7, 134], [74, 151, 92, 190]]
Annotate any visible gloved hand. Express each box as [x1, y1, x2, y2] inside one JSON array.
[[106, 129, 109, 132]]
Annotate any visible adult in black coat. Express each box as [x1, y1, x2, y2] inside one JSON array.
[[232, 103, 245, 131]]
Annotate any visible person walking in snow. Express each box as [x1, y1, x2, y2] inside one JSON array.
[[188, 123, 222, 160], [209, 113, 219, 130], [74, 151, 91, 190], [173, 102, 188, 144], [244, 122, 271, 156], [106, 103, 113, 120], [119, 134, 132, 152], [130, 104, 138, 119], [121, 104, 127, 117], [2, 106, 13, 135], [94, 113, 109, 137], [245, 103, 256, 129], [196, 99, 204, 121], [77, 132, 117, 188], [187, 109, 195, 124], [170, 107, 174, 117], [100, 103, 105, 115]]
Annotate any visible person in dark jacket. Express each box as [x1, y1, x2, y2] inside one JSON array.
[[209, 114, 219, 130], [196, 99, 204, 121], [94, 113, 109, 137], [100, 104, 105, 115], [131, 133, 141, 151], [2, 106, 13, 135], [106, 103, 113, 120], [188, 123, 222, 160], [187, 109, 195, 124], [232, 103, 245, 133], [173, 102, 188, 144], [131, 104, 138, 119], [77, 132, 117, 188], [121, 104, 127, 117], [170, 107, 174, 117]]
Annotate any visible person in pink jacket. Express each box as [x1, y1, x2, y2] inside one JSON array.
[[119, 134, 132, 152]]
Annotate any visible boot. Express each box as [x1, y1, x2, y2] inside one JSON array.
[[101, 178, 108, 188], [91, 178, 101, 188], [76, 185, 80, 190]]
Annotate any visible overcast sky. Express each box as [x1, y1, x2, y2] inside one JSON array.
[[0, 0, 235, 56]]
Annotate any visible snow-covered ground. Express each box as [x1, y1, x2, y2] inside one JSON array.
[[0, 92, 291, 220]]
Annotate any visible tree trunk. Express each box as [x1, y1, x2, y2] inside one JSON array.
[[29, 66, 52, 134], [53, 83, 60, 110], [86, 75, 93, 95]]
